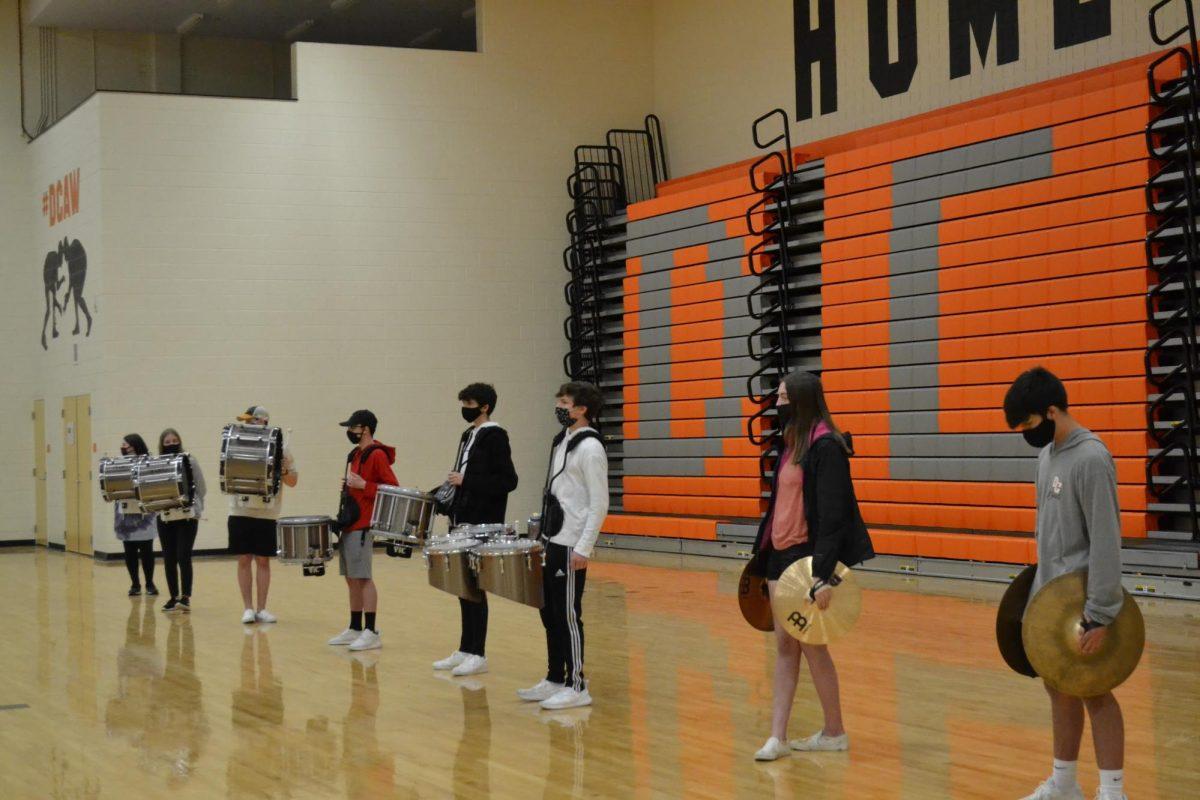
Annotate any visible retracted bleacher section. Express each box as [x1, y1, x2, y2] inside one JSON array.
[[576, 49, 1199, 575]]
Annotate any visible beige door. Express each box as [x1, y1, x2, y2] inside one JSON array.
[[33, 400, 48, 546], [62, 395, 94, 555]]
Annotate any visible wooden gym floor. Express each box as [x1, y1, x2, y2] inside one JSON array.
[[0, 547, 1195, 799]]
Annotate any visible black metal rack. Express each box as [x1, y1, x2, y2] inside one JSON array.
[[561, 116, 669, 509], [1143, 0, 1200, 541], [744, 109, 826, 481]]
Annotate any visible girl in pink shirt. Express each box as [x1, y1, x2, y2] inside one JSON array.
[[751, 371, 873, 762]]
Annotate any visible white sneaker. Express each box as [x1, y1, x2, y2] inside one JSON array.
[[1020, 779, 1085, 800], [789, 731, 849, 752], [433, 651, 468, 671], [539, 686, 592, 710], [348, 629, 381, 651], [1093, 793, 1127, 800], [517, 679, 564, 702], [255, 609, 277, 624], [451, 655, 488, 676], [240, 608, 256, 624], [327, 628, 361, 646], [754, 737, 791, 762]]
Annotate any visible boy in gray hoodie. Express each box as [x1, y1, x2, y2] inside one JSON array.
[[1004, 367, 1128, 800]]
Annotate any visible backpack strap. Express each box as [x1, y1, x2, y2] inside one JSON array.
[[543, 429, 603, 492]]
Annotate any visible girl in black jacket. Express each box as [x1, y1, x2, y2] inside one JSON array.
[[751, 371, 874, 762], [434, 383, 519, 677]]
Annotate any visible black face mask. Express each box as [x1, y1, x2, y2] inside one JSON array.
[[161, 444, 182, 455], [1022, 417, 1056, 449], [347, 430, 363, 445], [776, 403, 793, 433], [461, 407, 483, 424], [555, 407, 573, 427]]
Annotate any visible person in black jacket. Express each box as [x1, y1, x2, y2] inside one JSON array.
[[750, 370, 874, 762], [433, 383, 519, 677]]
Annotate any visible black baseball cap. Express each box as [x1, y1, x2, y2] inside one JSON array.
[[339, 409, 378, 432]]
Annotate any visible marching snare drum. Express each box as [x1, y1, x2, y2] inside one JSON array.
[[99, 455, 142, 503], [220, 423, 284, 497], [424, 537, 482, 602], [369, 486, 436, 545], [471, 539, 545, 608], [133, 454, 195, 513], [276, 516, 334, 576]]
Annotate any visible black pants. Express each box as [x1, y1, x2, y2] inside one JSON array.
[[122, 540, 154, 587], [540, 542, 586, 690], [158, 518, 198, 598], [458, 596, 489, 656]]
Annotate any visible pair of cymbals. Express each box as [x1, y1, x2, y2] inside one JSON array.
[[1021, 570, 1145, 698], [771, 557, 862, 644], [738, 558, 774, 632]]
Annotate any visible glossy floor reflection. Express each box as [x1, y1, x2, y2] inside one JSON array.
[[0, 548, 1196, 799]]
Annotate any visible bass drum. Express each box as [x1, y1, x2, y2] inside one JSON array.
[[220, 423, 283, 497], [99, 455, 142, 503], [133, 454, 195, 513]]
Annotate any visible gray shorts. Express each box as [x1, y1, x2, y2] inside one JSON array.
[[338, 530, 373, 579]]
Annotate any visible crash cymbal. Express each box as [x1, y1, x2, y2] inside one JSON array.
[[771, 557, 862, 645], [995, 563, 1039, 679], [1022, 570, 1145, 698], [738, 559, 774, 632]]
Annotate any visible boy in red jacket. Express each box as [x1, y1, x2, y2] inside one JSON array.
[[327, 410, 398, 652]]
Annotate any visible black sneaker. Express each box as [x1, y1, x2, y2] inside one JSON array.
[[162, 598, 179, 613], [146, 583, 160, 596], [128, 585, 142, 596], [177, 597, 191, 614]]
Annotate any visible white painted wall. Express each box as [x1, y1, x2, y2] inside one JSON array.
[[1, 0, 654, 554]]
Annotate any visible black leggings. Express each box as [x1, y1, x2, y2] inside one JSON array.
[[458, 596, 489, 656], [122, 540, 154, 587], [157, 518, 198, 598]]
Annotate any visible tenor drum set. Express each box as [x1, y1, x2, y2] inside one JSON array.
[[99, 453, 198, 517], [422, 517, 545, 608]]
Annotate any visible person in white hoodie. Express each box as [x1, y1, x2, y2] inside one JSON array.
[[518, 381, 608, 711], [1005, 367, 1129, 800]]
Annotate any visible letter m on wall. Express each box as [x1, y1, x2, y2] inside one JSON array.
[[948, 0, 1019, 79]]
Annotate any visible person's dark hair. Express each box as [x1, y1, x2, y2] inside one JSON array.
[[159, 428, 183, 453], [780, 371, 846, 463], [557, 381, 603, 423], [458, 382, 498, 415], [1003, 367, 1069, 429], [122, 434, 149, 456]]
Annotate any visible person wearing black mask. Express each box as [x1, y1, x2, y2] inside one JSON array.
[[1004, 367, 1128, 800], [115, 434, 158, 596], [156, 428, 207, 614], [432, 383, 518, 677]]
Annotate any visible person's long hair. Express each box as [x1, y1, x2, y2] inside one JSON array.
[[122, 433, 149, 456], [159, 428, 183, 453], [780, 371, 846, 464]]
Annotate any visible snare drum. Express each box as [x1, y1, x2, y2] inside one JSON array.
[[370, 486, 436, 545], [471, 539, 545, 608], [133, 454, 195, 513], [99, 455, 142, 502], [220, 423, 283, 497], [276, 516, 334, 575], [424, 538, 482, 601]]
